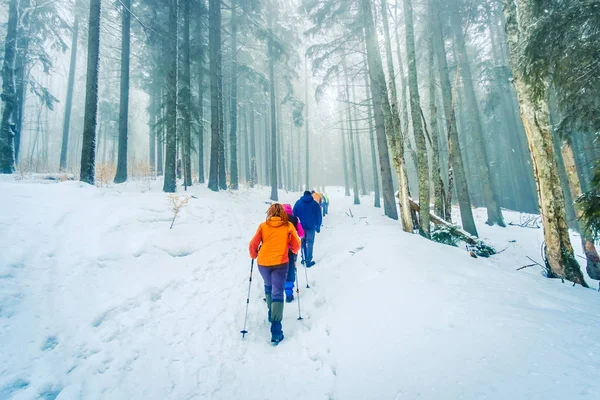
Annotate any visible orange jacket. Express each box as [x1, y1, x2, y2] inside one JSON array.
[[312, 192, 322, 204], [249, 217, 301, 267]]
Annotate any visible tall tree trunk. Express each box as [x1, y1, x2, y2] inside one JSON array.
[[350, 76, 367, 196], [157, 87, 164, 176], [431, 0, 477, 236], [181, 0, 192, 188], [163, 0, 178, 193], [60, 14, 79, 172], [242, 104, 250, 183], [229, 0, 239, 189], [393, 2, 418, 177], [428, 0, 444, 219], [503, 0, 587, 287], [364, 67, 381, 208], [79, 0, 102, 184], [361, 2, 399, 220], [0, 0, 19, 174], [379, 0, 411, 228], [450, 6, 504, 226], [249, 106, 257, 186], [338, 86, 350, 197], [197, 0, 206, 183], [268, 16, 278, 201], [114, 0, 131, 183], [149, 76, 157, 174], [561, 142, 600, 284], [208, 0, 222, 191], [264, 110, 269, 185], [403, 0, 430, 237], [14, 0, 31, 165], [217, 36, 226, 191], [343, 59, 360, 204]]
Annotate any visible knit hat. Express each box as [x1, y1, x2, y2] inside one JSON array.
[[303, 190, 311, 196]]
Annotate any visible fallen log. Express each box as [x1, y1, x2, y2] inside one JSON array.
[[401, 196, 496, 257], [406, 197, 478, 245]]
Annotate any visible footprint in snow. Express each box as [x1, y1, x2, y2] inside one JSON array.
[[41, 336, 59, 351]]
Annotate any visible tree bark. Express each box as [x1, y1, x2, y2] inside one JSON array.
[[79, 0, 102, 184], [343, 60, 359, 204], [431, 0, 477, 236], [364, 67, 381, 208], [180, 0, 192, 188], [60, 14, 80, 172], [157, 87, 164, 176], [249, 106, 257, 186], [208, 0, 222, 191], [561, 142, 600, 282], [196, 1, 206, 183], [428, 0, 444, 219], [114, 0, 131, 183], [13, 0, 31, 165], [404, 0, 430, 238], [0, 0, 19, 174], [378, 0, 411, 228], [229, 0, 239, 189], [162, 0, 178, 193], [503, 0, 587, 287]]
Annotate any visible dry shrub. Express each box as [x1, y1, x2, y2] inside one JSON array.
[[130, 160, 153, 180], [168, 194, 190, 229], [58, 174, 71, 182], [96, 162, 116, 187]]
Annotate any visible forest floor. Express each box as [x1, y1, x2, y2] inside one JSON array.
[[1, 175, 599, 400]]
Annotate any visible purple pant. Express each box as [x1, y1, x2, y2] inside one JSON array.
[[258, 264, 289, 302]]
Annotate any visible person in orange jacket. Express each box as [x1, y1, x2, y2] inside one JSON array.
[[311, 190, 322, 205], [249, 203, 301, 344]]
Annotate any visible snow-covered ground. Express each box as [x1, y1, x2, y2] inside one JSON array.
[[1, 176, 599, 400]]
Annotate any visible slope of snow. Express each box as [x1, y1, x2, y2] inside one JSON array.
[[1, 177, 599, 400]]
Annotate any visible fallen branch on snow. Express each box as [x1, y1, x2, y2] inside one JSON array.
[[516, 264, 537, 271], [405, 197, 496, 257]]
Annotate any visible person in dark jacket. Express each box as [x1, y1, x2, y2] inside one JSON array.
[[293, 191, 322, 267]]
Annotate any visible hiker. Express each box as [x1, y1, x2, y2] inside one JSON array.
[[293, 191, 322, 268], [321, 193, 329, 217], [283, 204, 304, 303], [249, 203, 301, 344], [311, 190, 322, 205]]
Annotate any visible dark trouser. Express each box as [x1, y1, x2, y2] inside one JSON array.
[[302, 230, 316, 264], [285, 252, 297, 298], [259, 264, 288, 337], [323, 203, 328, 216]]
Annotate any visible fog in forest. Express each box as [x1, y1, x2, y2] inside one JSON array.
[[2, 0, 600, 286]]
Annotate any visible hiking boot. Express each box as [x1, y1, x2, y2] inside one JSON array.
[[307, 260, 316, 268], [286, 294, 294, 303], [271, 332, 284, 344]]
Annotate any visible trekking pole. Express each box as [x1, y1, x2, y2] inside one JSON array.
[[295, 264, 303, 320], [240, 259, 254, 338], [301, 247, 310, 288]]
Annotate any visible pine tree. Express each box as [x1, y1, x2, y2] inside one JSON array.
[[163, 0, 178, 193], [114, 0, 132, 184], [80, 0, 103, 184], [0, 0, 19, 174]]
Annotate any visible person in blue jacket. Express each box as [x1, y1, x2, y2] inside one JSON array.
[[293, 191, 322, 267]]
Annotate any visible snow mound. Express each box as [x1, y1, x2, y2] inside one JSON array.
[[1, 178, 599, 399]]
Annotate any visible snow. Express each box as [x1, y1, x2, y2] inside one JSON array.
[[1, 176, 599, 400]]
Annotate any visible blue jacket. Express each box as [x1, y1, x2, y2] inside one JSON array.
[[293, 194, 322, 232]]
